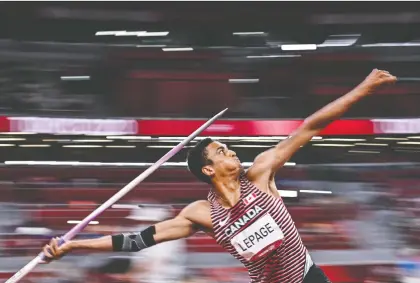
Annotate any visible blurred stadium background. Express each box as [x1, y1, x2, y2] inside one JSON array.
[[1, 1, 420, 282]]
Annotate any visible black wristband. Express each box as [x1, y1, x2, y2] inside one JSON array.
[[141, 225, 156, 247], [112, 234, 124, 252]]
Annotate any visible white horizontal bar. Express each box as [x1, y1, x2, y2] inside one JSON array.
[[278, 190, 298, 197], [398, 141, 420, 145], [15, 227, 53, 235], [0, 138, 25, 141], [300, 190, 332, 194], [375, 137, 408, 141], [362, 42, 420, 47], [137, 31, 169, 37], [112, 204, 140, 209], [95, 30, 126, 36], [228, 78, 259, 83], [162, 47, 193, 52], [233, 32, 266, 35], [281, 44, 317, 51], [19, 145, 50, 148], [60, 76, 90, 81], [246, 55, 301, 59], [348, 150, 380, 154], [115, 31, 145, 36], [136, 45, 167, 48], [67, 220, 99, 225]]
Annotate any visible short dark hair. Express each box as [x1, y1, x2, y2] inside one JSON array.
[[187, 138, 214, 184]]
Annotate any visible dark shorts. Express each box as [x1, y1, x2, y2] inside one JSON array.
[[303, 264, 332, 283]]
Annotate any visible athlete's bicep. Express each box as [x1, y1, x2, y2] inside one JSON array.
[[248, 128, 316, 182], [154, 200, 213, 243], [154, 216, 198, 243]]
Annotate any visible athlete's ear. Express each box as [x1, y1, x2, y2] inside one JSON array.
[[202, 165, 215, 178]]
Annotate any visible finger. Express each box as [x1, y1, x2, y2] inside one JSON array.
[[383, 76, 397, 84], [51, 238, 58, 255], [384, 73, 396, 79], [381, 73, 395, 80], [43, 245, 53, 259]]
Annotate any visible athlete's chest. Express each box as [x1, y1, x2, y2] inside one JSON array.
[[212, 190, 286, 261]]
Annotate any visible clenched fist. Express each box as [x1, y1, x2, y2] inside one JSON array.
[[362, 69, 397, 91], [42, 237, 72, 263]]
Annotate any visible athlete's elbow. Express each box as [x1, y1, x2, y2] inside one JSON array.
[[112, 226, 157, 252]]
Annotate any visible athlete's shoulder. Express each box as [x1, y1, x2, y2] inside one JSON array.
[[181, 200, 211, 215]]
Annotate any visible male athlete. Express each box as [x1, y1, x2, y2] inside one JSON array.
[[43, 69, 396, 283]]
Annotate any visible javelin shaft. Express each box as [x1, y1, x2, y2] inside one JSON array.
[[5, 108, 228, 283]]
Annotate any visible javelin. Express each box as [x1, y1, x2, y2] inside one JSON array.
[[5, 108, 228, 283]]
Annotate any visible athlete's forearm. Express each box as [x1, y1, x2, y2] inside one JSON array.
[[68, 226, 156, 253], [303, 81, 372, 131], [79, 217, 196, 253], [68, 235, 113, 252], [68, 214, 197, 253]]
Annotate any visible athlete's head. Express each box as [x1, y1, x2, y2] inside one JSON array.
[[187, 137, 242, 184]]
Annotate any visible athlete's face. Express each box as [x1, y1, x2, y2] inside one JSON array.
[[202, 141, 242, 179]]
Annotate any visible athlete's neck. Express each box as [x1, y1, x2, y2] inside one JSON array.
[[212, 175, 241, 208]]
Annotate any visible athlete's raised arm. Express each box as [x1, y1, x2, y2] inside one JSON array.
[[247, 69, 396, 189], [42, 200, 212, 262]]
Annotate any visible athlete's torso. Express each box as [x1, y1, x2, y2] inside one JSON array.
[[208, 174, 308, 283]]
